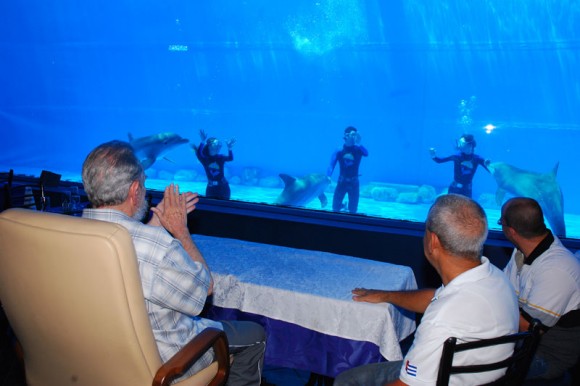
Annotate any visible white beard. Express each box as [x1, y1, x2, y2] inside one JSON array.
[[133, 193, 148, 221]]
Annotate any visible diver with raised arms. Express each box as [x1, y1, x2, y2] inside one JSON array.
[[192, 129, 235, 200]]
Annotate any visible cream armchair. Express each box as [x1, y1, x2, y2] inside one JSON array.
[[0, 208, 229, 386]]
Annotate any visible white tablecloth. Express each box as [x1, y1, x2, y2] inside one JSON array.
[[193, 234, 417, 361]]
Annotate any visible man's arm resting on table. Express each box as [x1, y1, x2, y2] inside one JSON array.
[[352, 288, 435, 314]]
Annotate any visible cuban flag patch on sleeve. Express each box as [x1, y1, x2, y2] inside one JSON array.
[[405, 360, 418, 377]]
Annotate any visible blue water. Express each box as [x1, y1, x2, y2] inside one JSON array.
[[1, 1, 580, 237]]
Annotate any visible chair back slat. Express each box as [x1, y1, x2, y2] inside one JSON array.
[[436, 319, 542, 386]]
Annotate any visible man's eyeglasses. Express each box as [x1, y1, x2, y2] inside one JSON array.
[[497, 217, 507, 226]]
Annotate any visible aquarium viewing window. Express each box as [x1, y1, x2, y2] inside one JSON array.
[[1, 1, 579, 239]]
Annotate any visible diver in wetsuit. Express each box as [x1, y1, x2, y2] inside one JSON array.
[[327, 126, 369, 213], [192, 129, 235, 200], [430, 134, 489, 198]]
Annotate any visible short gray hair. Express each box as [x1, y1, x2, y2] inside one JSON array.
[[426, 194, 488, 262], [82, 140, 144, 208]]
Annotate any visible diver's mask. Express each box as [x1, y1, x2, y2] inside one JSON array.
[[206, 137, 222, 153], [207, 137, 220, 146], [456, 136, 475, 152]]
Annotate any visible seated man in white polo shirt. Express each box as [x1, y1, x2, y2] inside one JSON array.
[[500, 197, 580, 381], [334, 194, 520, 386]]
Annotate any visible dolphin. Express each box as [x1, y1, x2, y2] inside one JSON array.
[[487, 161, 565, 237], [128, 132, 189, 169], [275, 173, 331, 208]]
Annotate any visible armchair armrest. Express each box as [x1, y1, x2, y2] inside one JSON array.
[[153, 328, 230, 386]]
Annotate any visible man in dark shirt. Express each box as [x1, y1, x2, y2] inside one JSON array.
[[327, 126, 368, 213]]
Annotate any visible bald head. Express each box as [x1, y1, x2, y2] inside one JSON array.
[[501, 197, 547, 239]]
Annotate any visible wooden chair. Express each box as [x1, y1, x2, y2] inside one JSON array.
[[0, 208, 229, 386], [436, 319, 542, 386]]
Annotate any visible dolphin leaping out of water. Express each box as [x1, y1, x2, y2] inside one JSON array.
[[128, 132, 189, 170], [487, 161, 566, 237], [275, 173, 331, 208]]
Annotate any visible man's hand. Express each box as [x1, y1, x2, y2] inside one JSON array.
[[354, 132, 362, 145], [148, 190, 199, 227], [352, 288, 388, 303], [150, 184, 191, 238], [226, 137, 236, 150]]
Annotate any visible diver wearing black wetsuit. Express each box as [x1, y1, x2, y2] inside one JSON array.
[[430, 134, 489, 198], [327, 126, 369, 213], [195, 140, 233, 200]]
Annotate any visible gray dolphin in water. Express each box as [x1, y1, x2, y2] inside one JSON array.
[[487, 161, 565, 237], [128, 132, 189, 169], [275, 173, 331, 208]]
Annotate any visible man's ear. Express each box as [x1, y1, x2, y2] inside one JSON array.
[[505, 225, 518, 240], [429, 230, 441, 251], [424, 229, 440, 256], [128, 180, 141, 204]]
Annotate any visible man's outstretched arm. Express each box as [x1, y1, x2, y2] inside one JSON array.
[[352, 288, 435, 314]]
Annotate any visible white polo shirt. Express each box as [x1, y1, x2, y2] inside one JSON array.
[[503, 234, 580, 327], [400, 257, 519, 385]]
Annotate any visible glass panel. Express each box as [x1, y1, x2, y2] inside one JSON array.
[[1, 1, 579, 238]]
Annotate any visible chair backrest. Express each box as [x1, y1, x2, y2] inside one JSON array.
[[436, 319, 542, 386], [0, 208, 167, 385]]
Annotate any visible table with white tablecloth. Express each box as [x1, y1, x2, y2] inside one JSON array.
[[193, 234, 417, 377]]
